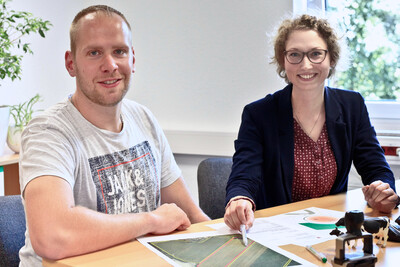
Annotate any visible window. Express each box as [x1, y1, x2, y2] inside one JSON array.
[[294, 0, 400, 132]]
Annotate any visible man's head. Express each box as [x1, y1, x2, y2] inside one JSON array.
[[65, 5, 135, 107], [70, 5, 132, 55]]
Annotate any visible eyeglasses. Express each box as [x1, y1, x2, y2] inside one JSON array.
[[284, 49, 328, 64]]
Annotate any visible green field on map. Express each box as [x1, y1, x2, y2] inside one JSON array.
[[149, 234, 301, 266]]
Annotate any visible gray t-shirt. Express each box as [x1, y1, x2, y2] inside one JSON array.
[[18, 98, 181, 266]]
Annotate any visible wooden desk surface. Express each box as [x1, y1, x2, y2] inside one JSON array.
[[43, 180, 400, 267], [1, 146, 20, 195], [0, 146, 19, 166]]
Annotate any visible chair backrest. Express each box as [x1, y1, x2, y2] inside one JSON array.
[[197, 157, 232, 219], [0, 195, 26, 267]]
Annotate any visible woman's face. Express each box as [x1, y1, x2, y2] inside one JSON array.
[[284, 30, 331, 93]]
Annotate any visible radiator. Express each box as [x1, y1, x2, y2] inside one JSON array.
[[377, 130, 400, 166]]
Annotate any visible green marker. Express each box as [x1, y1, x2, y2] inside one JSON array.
[[305, 245, 327, 263]]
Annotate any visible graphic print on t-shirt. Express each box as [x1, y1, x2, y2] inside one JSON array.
[[88, 141, 159, 214]]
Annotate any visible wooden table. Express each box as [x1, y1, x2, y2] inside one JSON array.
[[43, 180, 400, 267], [0, 146, 20, 195]]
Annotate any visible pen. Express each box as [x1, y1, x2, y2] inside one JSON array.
[[305, 245, 327, 263], [240, 224, 248, 247]]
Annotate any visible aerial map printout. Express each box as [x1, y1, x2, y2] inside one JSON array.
[[149, 234, 301, 266], [138, 207, 344, 266], [139, 231, 312, 266]]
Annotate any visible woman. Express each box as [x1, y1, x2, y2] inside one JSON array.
[[224, 14, 399, 231]]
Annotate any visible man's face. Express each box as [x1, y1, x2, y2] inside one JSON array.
[[66, 13, 135, 107]]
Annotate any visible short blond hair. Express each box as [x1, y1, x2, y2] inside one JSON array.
[[69, 5, 132, 54]]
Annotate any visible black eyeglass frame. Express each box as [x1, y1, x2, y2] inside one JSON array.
[[283, 49, 328, 64]]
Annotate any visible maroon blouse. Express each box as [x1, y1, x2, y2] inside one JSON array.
[[292, 120, 337, 202]]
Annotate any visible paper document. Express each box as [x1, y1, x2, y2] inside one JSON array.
[[138, 231, 314, 266], [209, 207, 344, 246], [138, 207, 345, 266], [0, 166, 4, 196]]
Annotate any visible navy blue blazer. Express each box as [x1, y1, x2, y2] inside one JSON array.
[[226, 84, 395, 210]]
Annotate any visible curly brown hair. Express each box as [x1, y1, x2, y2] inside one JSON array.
[[69, 5, 132, 55], [271, 14, 340, 84]]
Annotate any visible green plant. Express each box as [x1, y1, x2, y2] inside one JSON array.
[[0, 0, 52, 83], [328, 0, 400, 100], [9, 93, 42, 129]]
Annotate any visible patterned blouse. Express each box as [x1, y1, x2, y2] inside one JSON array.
[[292, 120, 337, 202]]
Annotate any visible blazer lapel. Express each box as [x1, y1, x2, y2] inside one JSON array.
[[278, 85, 295, 201], [325, 87, 349, 191]]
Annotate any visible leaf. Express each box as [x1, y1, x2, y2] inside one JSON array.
[[38, 28, 44, 37], [0, 0, 52, 82], [8, 94, 42, 127], [22, 43, 29, 53]]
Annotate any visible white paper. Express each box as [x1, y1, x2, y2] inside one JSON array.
[[208, 207, 345, 246], [0, 166, 4, 196]]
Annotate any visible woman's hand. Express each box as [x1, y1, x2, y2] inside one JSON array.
[[224, 198, 254, 231], [362, 180, 399, 213]]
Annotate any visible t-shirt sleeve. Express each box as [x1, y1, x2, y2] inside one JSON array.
[[19, 116, 76, 195], [158, 128, 181, 188], [139, 105, 182, 188]]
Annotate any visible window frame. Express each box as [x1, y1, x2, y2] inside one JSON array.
[[293, 0, 400, 132]]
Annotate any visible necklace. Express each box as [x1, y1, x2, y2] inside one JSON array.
[[294, 106, 322, 136]]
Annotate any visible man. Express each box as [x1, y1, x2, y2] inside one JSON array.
[[19, 5, 209, 266]]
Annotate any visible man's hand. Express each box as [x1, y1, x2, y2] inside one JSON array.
[[224, 198, 254, 231], [362, 180, 399, 213], [160, 177, 210, 223], [149, 203, 191, 234]]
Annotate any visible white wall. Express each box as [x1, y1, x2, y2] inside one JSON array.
[[4, 0, 399, 205], [2, 0, 292, 203], [2, 0, 289, 131]]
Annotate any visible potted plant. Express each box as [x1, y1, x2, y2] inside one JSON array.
[[0, 0, 51, 154], [7, 94, 42, 153]]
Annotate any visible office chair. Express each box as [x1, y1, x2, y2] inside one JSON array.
[[197, 157, 232, 219], [0, 195, 26, 267]]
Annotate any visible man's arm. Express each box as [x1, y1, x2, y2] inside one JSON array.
[[24, 175, 191, 260], [161, 177, 210, 223]]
